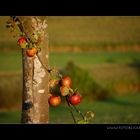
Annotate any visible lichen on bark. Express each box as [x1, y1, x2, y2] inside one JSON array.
[[33, 55, 46, 86]]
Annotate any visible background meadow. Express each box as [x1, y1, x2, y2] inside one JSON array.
[[0, 16, 140, 123]]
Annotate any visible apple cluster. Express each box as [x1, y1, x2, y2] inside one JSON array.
[[18, 37, 38, 57], [6, 17, 38, 58], [48, 75, 95, 124], [48, 75, 82, 107]]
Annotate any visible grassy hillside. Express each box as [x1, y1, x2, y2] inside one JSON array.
[[48, 16, 140, 48], [1, 16, 140, 50]]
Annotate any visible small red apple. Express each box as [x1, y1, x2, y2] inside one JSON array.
[[18, 37, 27, 48], [68, 93, 82, 105], [61, 76, 72, 87], [26, 47, 38, 57], [60, 86, 69, 96], [48, 95, 61, 107]]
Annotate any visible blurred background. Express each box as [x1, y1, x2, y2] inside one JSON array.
[[0, 16, 140, 124]]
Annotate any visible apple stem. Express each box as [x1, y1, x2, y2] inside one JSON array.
[[65, 96, 77, 124], [74, 88, 78, 93], [69, 88, 74, 96]]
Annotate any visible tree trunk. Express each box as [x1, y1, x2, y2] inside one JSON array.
[[19, 16, 49, 124]]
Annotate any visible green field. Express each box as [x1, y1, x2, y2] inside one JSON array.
[[1, 51, 140, 92], [0, 51, 140, 109], [0, 93, 140, 124], [0, 51, 140, 90], [1, 51, 140, 70]]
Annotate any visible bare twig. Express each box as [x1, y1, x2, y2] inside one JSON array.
[[11, 16, 32, 43], [36, 53, 51, 73], [72, 105, 85, 120], [65, 96, 77, 123]]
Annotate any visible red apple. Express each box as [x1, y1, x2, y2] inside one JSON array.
[[26, 47, 38, 57], [61, 76, 72, 87], [68, 93, 82, 105], [48, 95, 61, 107], [60, 86, 69, 96], [18, 37, 27, 48]]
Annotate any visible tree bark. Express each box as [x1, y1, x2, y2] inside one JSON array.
[[19, 16, 49, 124]]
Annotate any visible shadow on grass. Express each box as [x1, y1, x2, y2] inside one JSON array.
[[0, 112, 11, 118], [127, 58, 140, 91], [103, 98, 134, 106], [128, 58, 140, 68]]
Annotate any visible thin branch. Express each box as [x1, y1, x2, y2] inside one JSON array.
[[72, 105, 85, 120], [37, 53, 62, 79], [65, 96, 77, 123], [36, 53, 51, 73], [11, 16, 32, 43]]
